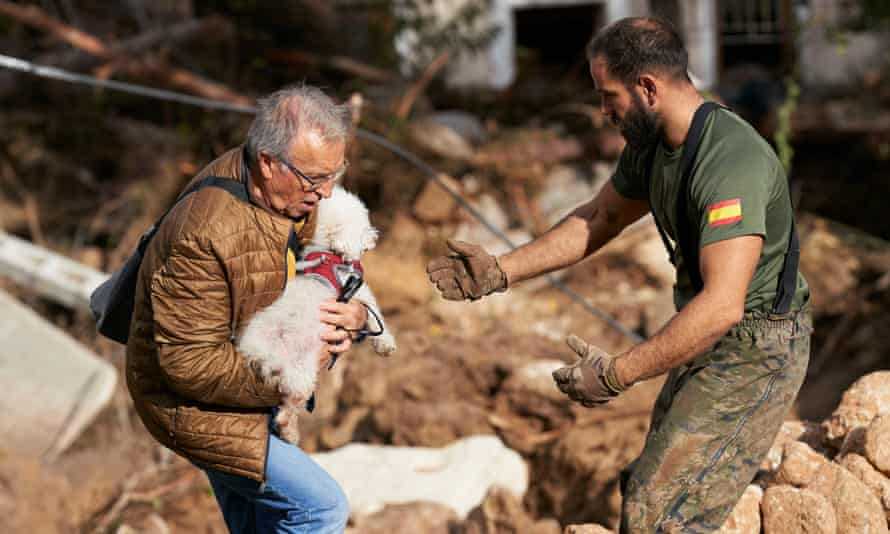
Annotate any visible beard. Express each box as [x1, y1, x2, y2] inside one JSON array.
[[618, 93, 660, 150]]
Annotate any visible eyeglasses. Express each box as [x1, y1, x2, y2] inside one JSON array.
[[275, 154, 348, 192]]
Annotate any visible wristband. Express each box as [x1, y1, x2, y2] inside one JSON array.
[[603, 358, 628, 394]]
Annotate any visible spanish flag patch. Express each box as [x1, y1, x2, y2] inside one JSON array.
[[707, 198, 742, 227]]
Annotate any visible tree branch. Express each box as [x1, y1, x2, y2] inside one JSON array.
[[0, 1, 107, 55], [0, 2, 251, 106]]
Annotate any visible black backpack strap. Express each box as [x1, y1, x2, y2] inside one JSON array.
[[136, 176, 250, 254], [177, 175, 249, 203]]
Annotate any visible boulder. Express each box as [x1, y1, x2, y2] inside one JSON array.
[[761, 485, 836, 534], [0, 289, 117, 459], [461, 486, 561, 534], [348, 502, 458, 534], [808, 462, 888, 534], [838, 453, 890, 522], [775, 441, 831, 487], [863, 414, 890, 475], [534, 165, 596, 227], [823, 371, 890, 447], [716, 484, 762, 534], [762, 420, 826, 472], [311, 435, 528, 519]]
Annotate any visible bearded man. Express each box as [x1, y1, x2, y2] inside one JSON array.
[[427, 17, 811, 533]]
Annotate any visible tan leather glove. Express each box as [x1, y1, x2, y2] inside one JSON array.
[[426, 239, 507, 301], [552, 334, 628, 407]]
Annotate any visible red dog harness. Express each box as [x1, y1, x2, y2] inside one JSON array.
[[297, 249, 364, 293]]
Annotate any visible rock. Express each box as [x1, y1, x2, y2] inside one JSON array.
[[762, 420, 826, 472], [0, 289, 117, 459], [808, 461, 888, 534], [461, 486, 561, 534], [837, 426, 867, 458], [775, 441, 830, 487], [564, 525, 613, 534], [348, 502, 458, 534], [311, 435, 528, 519], [452, 194, 512, 246], [413, 175, 461, 223], [716, 484, 762, 534], [534, 165, 596, 227], [426, 111, 487, 145], [839, 453, 890, 522], [863, 414, 890, 475], [823, 371, 890, 447], [761, 485, 837, 534], [408, 115, 476, 161]]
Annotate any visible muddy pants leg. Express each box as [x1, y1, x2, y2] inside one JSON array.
[[620, 309, 812, 534]]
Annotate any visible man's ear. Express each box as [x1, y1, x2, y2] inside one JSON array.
[[257, 152, 275, 180], [638, 74, 658, 107]]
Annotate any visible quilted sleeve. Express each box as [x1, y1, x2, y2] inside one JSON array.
[[149, 235, 280, 408]]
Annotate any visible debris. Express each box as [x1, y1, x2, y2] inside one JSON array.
[[0, 289, 116, 459], [311, 435, 528, 519]]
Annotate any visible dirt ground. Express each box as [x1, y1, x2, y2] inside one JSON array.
[[3, 191, 887, 533]]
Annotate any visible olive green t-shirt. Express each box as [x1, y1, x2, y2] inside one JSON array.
[[611, 106, 809, 312]]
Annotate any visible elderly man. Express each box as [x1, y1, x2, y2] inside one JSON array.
[[428, 17, 811, 533], [126, 85, 365, 533]]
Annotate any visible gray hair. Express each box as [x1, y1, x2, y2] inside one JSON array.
[[246, 84, 351, 165]]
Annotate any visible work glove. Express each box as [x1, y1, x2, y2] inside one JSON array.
[[426, 239, 507, 301], [552, 334, 628, 407]]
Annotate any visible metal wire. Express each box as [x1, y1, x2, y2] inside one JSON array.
[[0, 53, 644, 343]]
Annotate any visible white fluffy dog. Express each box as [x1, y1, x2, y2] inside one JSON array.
[[237, 186, 395, 444]]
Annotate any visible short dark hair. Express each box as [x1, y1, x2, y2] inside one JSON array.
[[588, 16, 690, 87]]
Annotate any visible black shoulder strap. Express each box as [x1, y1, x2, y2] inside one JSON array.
[[137, 175, 250, 254], [675, 101, 721, 292], [646, 101, 721, 289], [648, 102, 800, 314], [176, 175, 249, 204], [772, 202, 800, 315]]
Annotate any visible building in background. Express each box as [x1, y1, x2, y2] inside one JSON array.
[[396, 0, 887, 94]]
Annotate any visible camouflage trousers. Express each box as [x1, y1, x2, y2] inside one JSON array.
[[620, 307, 812, 533]]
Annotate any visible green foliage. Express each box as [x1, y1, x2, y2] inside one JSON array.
[[774, 77, 799, 174], [393, 0, 500, 74]]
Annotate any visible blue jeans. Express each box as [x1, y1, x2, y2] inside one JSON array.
[[203, 421, 349, 534]]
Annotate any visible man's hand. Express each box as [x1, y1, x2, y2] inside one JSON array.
[[426, 239, 507, 301], [552, 334, 628, 407], [318, 299, 367, 367]]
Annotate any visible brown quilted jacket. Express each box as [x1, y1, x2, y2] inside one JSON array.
[[125, 147, 316, 481]]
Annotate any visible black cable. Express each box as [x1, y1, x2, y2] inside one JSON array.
[[0, 53, 644, 343]]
